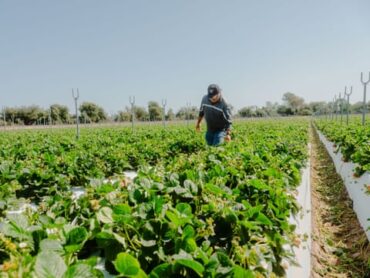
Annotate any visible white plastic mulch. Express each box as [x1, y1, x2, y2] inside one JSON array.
[[316, 129, 370, 241], [286, 144, 312, 278]]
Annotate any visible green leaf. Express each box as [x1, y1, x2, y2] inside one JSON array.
[[113, 208, 133, 225], [135, 269, 148, 278], [175, 259, 204, 277], [113, 204, 131, 215], [1, 215, 31, 241], [64, 227, 88, 253], [40, 239, 64, 254], [66, 227, 88, 245], [256, 212, 273, 227], [97, 207, 113, 224], [217, 252, 233, 267], [149, 263, 172, 278], [8, 214, 29, 230], [183, 238, 197, 253], [176, 203, 192, 217], [233, 266, 254, 278], [34, 251, 67, 278], [204, 183, 224, 196], [183, 225, 195, 239], [153, 196, 165, 215], [63, 264, 96, 278], [165, 210, 181, 226], [114, 252, 141, 276]]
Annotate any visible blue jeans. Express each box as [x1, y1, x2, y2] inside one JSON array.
[[205, 130, 226, 146]]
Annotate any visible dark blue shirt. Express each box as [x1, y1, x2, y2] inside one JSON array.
[[199, 95, 232, 132]]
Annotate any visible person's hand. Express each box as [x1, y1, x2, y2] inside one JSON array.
[[196, 125, 201, 132], [225, 134, 231, 142]]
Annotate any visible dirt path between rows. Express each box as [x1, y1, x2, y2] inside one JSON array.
[[310, 124, 369, 277]]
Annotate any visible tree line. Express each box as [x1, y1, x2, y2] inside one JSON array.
[[0, 101, 200, 126], [237, 92, 370, 118], [2, 92, 369, 125]]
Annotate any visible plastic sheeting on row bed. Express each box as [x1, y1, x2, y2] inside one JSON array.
[[316, 129, 370, 241]]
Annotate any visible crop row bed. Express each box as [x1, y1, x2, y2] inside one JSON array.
[[314, 121, 370, 241]]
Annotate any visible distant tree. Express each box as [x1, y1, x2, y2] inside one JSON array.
[[263, 101, 279, 116], [282, 92, 305, 114], [277, 105, 294, 116], [50, 104, 70, 124], [297, 105, 312, 116], [115, 110, 131, 122], [176, 106, 198, 120], [132, 106, 148, 121], [80, 111, 91, 124], [79, 102, 107, 123], [238, 106, 255, 117], [255, 107, 267, 117], [166, 108, 175, 121], [308, 101, 329, 115], [350, 101, 370, 114], [148, 101, 162, 121], [16, 105, 46, 125], [4, 107, 17, 124], [350, 102, 362, 113]]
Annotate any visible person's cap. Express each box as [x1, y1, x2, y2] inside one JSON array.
[[208, 84, 221, 98]]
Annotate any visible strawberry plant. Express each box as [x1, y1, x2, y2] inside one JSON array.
[[0, 120, 308, 277]]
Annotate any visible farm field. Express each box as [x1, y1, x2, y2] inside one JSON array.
[[0, 119, 309, 277], [1, 118, 369, 277]]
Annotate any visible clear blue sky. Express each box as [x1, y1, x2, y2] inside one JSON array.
[[1, 0, 370, 114]]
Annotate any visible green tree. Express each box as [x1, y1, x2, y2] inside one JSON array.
[[166, 108, 175, 121], [16, 106, 46, 125], [148, 101, 162, 121], [133, 106, 148, 121], [4, 107, 18, 124], [115, 110, 131, 122], [238, 106, 255, 118], [176, 106, 198, 120], [308, 101, 330, 115], [50, 104, 70, 124], [277, 105, 294, 116], [79, 102, 107, 123]]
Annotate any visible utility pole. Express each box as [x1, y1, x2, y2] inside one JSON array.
[[344, 86, 352, 125], [186, 101, 191, 127], [162, 99, 167, 128], [129, 96, 135, 132], [339, 92, 344, 124], [72, 89, 80, 139], [360, 72, 370, 125], [49, 107, 52, 126]]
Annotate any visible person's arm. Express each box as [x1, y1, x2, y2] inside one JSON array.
[[196, 99, 205, 132], [196, 115, 203, 132], [223, 102, 232, 140]]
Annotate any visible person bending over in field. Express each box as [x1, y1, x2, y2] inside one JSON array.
[[196, 84, 232, 146]]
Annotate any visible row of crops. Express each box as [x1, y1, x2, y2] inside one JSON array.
[[315, 119, 370, 179], [0, 120, 308, 277]]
